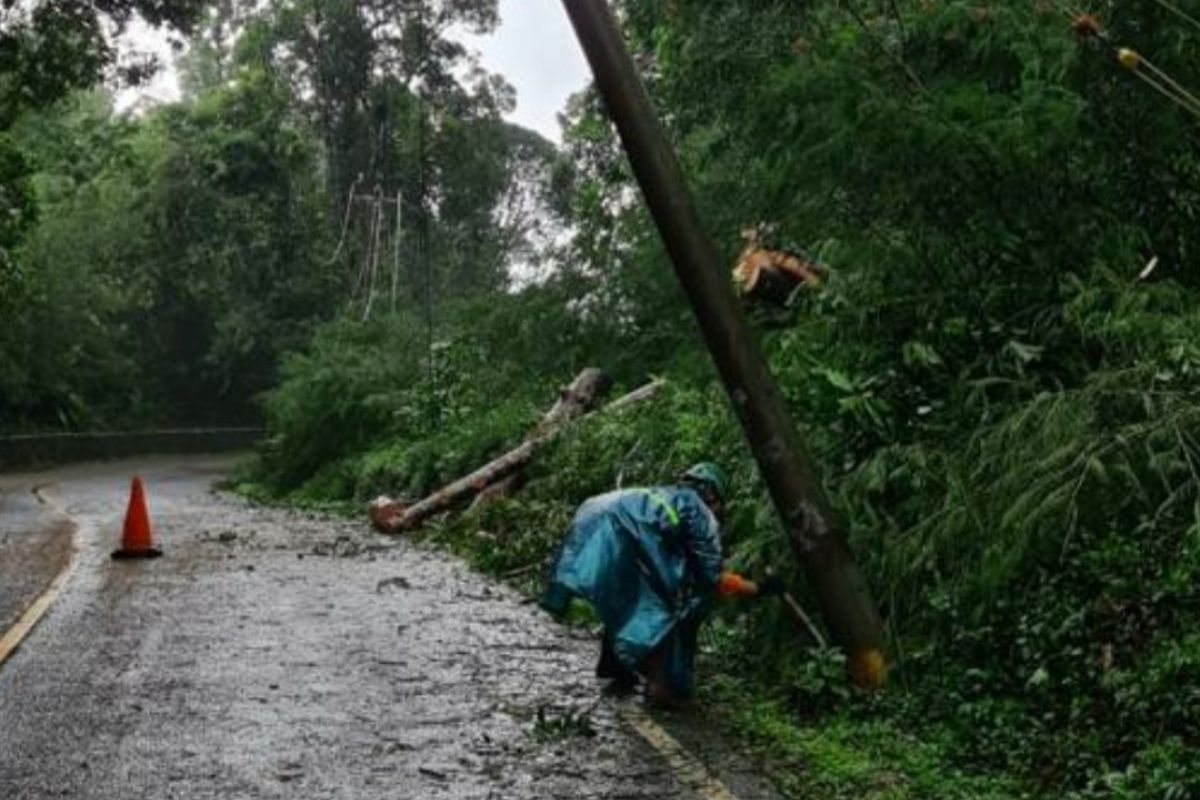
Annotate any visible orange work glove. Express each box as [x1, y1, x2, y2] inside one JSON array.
[[716, 570, 758, 599]]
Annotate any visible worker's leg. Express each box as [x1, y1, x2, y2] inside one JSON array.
[[641, 649, 682, 709], [641, 621, 699, 710], [597, 629, 637, 691], [595, 629, 621, 677]]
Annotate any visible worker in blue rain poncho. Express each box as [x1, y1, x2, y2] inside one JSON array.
[[541, 462, 783, 707]]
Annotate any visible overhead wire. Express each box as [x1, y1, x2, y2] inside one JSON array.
[[1122, 49, 1200, 118], [363, 188, 385, 321], [391, 189, 402, 314], [352, 188, 380, 308], [1062, 4, 1200, 121], [1061, 2, 1200, 120], [325, 174, 362, 266], [1147, 0, 1200, 35]]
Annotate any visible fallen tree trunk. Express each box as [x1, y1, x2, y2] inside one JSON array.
[[369, 373, 662, 534], [467, 472, 524, 511], [603, 378, 664, 412], [468, 376, 667, 511], [369, 440, 538, 533], [533, 367, 613, 435]]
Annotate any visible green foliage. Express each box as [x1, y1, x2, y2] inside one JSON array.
[[255, 304, 565, 493], [529, 705, 597, 743], [136, 70, 338, 419], [781, 646, 852, 714], [701, 673, 1027, 800], [0, 131, 36, 310], [0, 0, 206, 126], [0, 73, 337, 430], [7, 0, 1195, 795], [247, 1, 1200, 795], [1101, 738, 1200, 800], [2, 0, 550, 434]]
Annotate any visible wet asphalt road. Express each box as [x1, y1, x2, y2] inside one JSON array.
[[0, 472, 73, 634], [0, 455, 783, 800]]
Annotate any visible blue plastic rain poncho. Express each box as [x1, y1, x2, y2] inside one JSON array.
[[540, 485, 724, 695]]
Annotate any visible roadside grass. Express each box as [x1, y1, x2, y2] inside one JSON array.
[[698, 674, 1028, 800]]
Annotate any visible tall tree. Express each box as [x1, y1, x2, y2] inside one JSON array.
[[0, 0, 209, 319], [233, 0, 566, 303], [250, 0, 499, 204], [0, 0, 208, 124]]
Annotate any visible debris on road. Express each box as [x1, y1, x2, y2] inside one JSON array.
[[532, 705, 598, 742], [311, 535, 365, 558], [375, 576, 411, 593]]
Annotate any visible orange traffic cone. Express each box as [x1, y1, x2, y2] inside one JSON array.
[[111, 476, 162, 560]]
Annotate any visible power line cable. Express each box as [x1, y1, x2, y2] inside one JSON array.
[[1148, 0, 1200, 34], [392, 189, 402, 314], [325, 174, 362, 266], [1064, 6, 1200, 121]]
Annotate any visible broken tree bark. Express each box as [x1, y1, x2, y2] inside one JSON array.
[[732, 246, 824, 305], [532, 368, 613, 436], [368, 372, 662, 534], [467, 472, 524, 511]]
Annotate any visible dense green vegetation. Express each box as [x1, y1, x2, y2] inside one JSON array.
[[5, 0, 1200, 798], [1, 1, 334, 427], [1, 0, 551, 429]]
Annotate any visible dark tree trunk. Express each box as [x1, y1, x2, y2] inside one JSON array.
[[559, 0, 886, 688]]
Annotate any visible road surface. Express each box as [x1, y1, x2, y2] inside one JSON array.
[[0, 455, 782, 799]]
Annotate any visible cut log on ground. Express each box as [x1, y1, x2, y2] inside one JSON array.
[[369, 440, 538, 533], [368, 372, 663, 534]]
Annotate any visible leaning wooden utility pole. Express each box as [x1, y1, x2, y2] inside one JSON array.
[[559, 0, 886, 687]]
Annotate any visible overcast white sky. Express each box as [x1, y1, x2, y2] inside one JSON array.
[[120, 0, 591, 142], [461, 0, 591, 140]]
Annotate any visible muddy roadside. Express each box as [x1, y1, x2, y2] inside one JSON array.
[[0, 482, 74, 636]]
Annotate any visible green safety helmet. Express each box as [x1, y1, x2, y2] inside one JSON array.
[[681, 462, 731, 504]]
